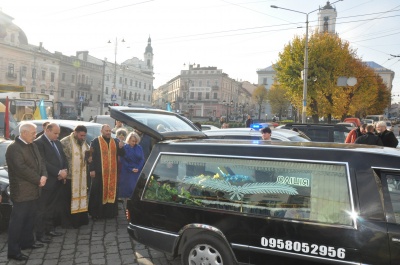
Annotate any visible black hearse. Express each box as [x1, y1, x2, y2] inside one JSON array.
[[111, 107, 400, 265]]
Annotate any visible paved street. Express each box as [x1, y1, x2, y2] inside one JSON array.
[[0, 203, 181, 265]]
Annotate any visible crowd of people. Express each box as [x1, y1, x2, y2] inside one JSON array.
[[345, 121, 398, 147], [5, 120, 146, 261]]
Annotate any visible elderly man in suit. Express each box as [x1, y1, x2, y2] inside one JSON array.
[[34, 123, 68, 243], [6, 122, 47, 261]]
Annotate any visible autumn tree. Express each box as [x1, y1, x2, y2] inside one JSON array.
[[267, 82, 291, 120], [252, 85, 268, 120], [274, 31, 389, 122]]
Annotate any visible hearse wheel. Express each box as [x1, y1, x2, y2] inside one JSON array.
[[181, 233, 236, 265]]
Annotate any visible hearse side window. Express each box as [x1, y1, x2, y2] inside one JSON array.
[[143, 155, 353, 226], [382, 174, 400, 224]]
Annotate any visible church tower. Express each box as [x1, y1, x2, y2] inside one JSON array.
[[144, 36, 153, 72], [318, 1, 337, 34]]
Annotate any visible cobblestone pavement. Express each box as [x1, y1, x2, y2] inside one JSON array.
[[0, 203, 182, 265]]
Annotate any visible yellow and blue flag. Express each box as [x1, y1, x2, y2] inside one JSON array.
[[33, 99, 48, 119]]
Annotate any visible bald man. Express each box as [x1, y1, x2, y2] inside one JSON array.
[[88, 124, 125, 220]]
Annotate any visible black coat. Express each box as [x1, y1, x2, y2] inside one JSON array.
[[34, 135, 68, 190], [245, 118, 253, 128], [6, 137, 47, 202], [378, 130, 398, 148], [355, 132, 383, 146]]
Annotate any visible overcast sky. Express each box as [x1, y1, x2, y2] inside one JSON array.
[[2, 0, 400, 101]]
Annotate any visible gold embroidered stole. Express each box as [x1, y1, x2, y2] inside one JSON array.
[[98, 136, 117, 204], [69, 134, 89, 214]]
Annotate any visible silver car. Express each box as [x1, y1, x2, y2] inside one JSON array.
[[10, 119, 110, 144], [204, 127, 310, 142]]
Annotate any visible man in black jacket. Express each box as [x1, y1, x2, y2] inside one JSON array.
[[375, 121, 398, 148], [355, 125, 383, 146], [34, 123, 68, 242], [6, 122, 47, 261]]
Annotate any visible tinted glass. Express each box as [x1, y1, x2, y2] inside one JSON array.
[[121, 111, 195, 132], [334, 131, 347, 143], [385, 175, 400, 224], [144, 154, 353, 226], [306, 129, 329, 142], [287, 135, 310, 142]]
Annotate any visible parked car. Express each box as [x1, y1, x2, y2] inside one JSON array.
[[343, 117, 361, 127], [11, 120, 111, 144], [280, 123, 351, 143], [201, 124, 220, 131], [91, 115, 116, 129], [0, 139, 12, 231], [249, 122, 278, 130], [362, 119, 374, 125], [386, 121, 393, 131], [336, 122, 356, 130], [205, 127, 310, 142], [110, 106, 400, 265]]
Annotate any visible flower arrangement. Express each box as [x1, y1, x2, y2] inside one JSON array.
[[144, 176, 201, 206]]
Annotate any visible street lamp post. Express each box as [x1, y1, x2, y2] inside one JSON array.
[[271, 1, 342, 123], [108, 38, 125, 106], [120, 65, 128, 105], [229, 100, 233, 121], [222, 100, 228, 119]]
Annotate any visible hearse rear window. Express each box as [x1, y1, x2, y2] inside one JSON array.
[[143, 154, 353, 226]]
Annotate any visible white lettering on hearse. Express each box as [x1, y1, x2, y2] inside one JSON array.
[[276, 176, 310, 187]]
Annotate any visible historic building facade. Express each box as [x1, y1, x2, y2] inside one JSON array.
[[0, 10, 59, 97], [0, 10, 154, 119], [153, 64, 253, 121]]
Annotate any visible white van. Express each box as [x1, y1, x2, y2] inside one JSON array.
[[92, 115, 115, 128], [365, 115, 385, 124]]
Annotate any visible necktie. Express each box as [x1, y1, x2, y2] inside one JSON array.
[[51, 141, 63, 164]]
